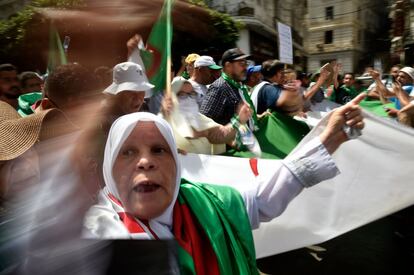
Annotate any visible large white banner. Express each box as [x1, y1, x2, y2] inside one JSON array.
[[180, 111, 414, 258]]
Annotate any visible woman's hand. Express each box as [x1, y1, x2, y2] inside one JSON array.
[[161, 95, 174, 117], [319, 93, 366, 154]]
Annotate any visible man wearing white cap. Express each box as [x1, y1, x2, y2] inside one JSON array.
[[102, 61, 154, 117], [370, 66, 414, 120], [393, 66, 414, 109], [188, 56, 222, 106], [383, 67, 413, 108]]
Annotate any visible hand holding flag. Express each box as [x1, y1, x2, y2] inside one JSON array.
[[319, 93, 366, 154]]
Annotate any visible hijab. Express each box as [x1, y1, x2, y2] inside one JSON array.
[[102, 112, 181, 238]]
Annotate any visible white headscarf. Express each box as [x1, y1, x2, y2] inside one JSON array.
[[167, 77, 218, 137], [102, 112, 181, 238]]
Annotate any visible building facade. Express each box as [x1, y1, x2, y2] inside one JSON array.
[[305, 0, 389, 74], [389, 0, 414, 66], [206, 0, 307, 70]]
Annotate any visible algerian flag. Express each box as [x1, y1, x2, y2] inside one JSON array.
[[47, 25, 67, 73], [141, 0, 174, 92], [181, 110, 414, 258], [359, 99, 396, 117]]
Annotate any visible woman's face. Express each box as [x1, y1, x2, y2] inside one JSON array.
[[112, 121, 176, 220]]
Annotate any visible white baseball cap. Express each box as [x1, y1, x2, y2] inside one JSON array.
[[104, 62, 154, 98], [400, 67, 414, 82], [194, 56, 222, 69]]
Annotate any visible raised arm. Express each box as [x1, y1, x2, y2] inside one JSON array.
[[243, 94, 366, 229], [303, 67, 330, 100], [369, 70, 393, 104], [394, 82, 412, 108]]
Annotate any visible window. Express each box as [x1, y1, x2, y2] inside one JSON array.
[[324, 30, 333, 44], [325, 6, 333, 20]]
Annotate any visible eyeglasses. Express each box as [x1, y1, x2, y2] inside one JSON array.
[[177, 91, 198, 99]]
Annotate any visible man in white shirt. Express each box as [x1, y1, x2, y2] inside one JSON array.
[[188, 55, 222, 107]]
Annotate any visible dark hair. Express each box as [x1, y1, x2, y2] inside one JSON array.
[[94, 66, 112, 89], [19, 71, 42, 88], [0, 63, 17, 72], [390, 64, 402, 70], [45, 63, 99, 107], [344, 72, 354, 79], [261, 59, 284, 79]]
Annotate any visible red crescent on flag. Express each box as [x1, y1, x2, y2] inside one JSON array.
[[146, 44, 162, 78], [249, 158, 259, 177]]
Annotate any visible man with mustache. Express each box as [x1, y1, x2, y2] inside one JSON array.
[[200, 48, 251, 125], [0, 64, 21, 109]]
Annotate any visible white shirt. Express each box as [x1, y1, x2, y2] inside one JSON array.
[[242, 137, 338, 229], [188, 79, 208, 107]]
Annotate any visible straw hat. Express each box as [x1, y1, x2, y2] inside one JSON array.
[[0, 101, 76, 161]]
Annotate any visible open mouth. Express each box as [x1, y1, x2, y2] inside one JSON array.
[[133, 181, 160, 193]]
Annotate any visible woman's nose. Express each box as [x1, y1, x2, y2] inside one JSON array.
[[136, 154, 156, 170]]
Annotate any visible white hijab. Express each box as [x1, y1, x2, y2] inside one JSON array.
[[101, 112, 181, 239], [168, 77, 218, 136]]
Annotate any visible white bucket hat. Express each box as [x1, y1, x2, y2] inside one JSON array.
[[103, 62, 154, 98], [400, 67, 414, 82]]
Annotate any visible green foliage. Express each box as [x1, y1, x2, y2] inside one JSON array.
[[186, 0, 241, 48], [0, 0, 84, 57]]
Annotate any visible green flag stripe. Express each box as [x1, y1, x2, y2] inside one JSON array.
[[359, 100, 396, 117], [179, 180, 258, 274], [143, 0, 174, 92]]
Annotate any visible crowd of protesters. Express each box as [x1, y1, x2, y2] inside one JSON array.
[[0, 31, 412, 274]]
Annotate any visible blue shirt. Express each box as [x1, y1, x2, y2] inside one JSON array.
[[390, 85, 413, 110], [257, 83, 283, 114]]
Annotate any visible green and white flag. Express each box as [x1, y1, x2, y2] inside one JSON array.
[[47, 25, 67, 73], [141, 0, 174, 92], [181, 110, 414, 258]]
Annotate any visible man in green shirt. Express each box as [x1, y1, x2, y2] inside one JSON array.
[[330, 72, 360, 105]]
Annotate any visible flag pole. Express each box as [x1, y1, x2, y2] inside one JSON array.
[[165, 0, 173, 98], [166, 57, 172, 97]]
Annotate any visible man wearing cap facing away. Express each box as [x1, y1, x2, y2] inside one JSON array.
[[101, 62, 154, 130], [200, 48, 253, 126], [188, 55, 222, 106]]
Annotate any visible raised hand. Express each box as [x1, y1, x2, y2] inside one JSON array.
[[368, 69, 381, 80], [319, 93, 366, 154], [126, 34, 143, 57], [161, 95, 174, 117]]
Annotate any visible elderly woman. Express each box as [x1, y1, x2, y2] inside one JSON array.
[[161, 77, 251, 154], [83, 94, 365, 273]]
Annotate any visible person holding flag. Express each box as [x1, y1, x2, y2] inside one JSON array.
[[83, 93, 366, 274], [160, 76, 252, 155]]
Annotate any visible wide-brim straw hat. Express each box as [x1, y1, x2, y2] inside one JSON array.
[[0, 101, 76, 161]]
